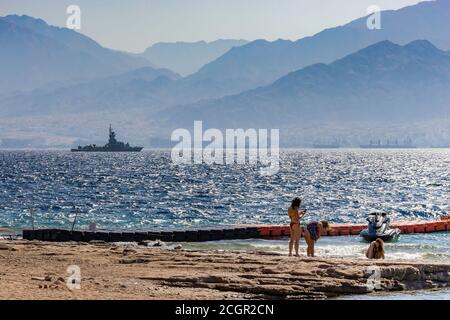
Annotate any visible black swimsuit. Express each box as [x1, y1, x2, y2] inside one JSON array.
[[307, 222, 319, 241]]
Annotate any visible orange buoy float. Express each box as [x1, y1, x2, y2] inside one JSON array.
[[254, 218, 449, 238]]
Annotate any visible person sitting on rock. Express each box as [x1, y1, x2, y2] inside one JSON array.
[[366, 238, 385, 259], [303, 220, 330, 257]]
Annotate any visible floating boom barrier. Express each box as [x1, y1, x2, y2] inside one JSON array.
[[20, 216, 450, 243], [257, 217, 450, 238], [22, 227, 260, 243]]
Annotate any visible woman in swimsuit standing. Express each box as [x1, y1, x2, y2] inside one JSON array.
[[288, 197, 306, 256]]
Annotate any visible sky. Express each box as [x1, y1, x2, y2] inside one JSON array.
[[0, 0, 426, 53]]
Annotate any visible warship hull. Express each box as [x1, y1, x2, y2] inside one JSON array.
[[70, 125, 143, 152]]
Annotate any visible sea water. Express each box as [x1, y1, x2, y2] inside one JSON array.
[[179, 232, 450, 262], [0, 149, 449, 263], [337, 289, 450, 300]]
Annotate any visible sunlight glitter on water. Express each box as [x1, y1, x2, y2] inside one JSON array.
[[1, 149, 449, 231], [0, 149, 449, 263]]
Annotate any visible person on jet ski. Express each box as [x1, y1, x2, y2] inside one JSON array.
[[360, 212, 400, 242], [368, 213, 389, 232]]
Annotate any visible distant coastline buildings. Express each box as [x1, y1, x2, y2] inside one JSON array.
[[360, 138, 416, 149]]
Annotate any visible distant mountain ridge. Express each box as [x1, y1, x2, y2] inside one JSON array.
[[0, 15, 153, 94], [166, 40, 450, 129], [3, 1, 450, 109], [187, 0, 450, 96], [2, 15, 153, 68], [0, 66, 181, 116], [141, 39, 249, 76]]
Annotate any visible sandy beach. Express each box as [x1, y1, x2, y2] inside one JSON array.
[[0, 239, 449, 300]]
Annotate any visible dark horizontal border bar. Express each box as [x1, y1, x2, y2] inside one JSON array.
[[0, 300, 445, 319]]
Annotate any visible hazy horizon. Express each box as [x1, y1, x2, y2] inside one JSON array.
[[1, 0, 449, 149], [0, 0, 426, 53]]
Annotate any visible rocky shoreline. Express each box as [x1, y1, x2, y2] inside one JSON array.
[[0, 239, 449, 300]]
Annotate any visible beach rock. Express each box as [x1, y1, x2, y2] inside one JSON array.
[[89, 240, 106, 245], [118, 258, 150, 264], [2, 239, 450, 300], [261, 267, 278, 274], [122, 248, 137, 255], [139, 240, 165, 247], [153, 241, 164, 247], [0, 244, 16, 251]]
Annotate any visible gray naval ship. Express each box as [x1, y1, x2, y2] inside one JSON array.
[[71, 125, 143, 152]]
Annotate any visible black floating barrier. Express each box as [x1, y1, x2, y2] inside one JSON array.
[[55, 229, 71, 242], [109, 232, 122, 242], [172, 231, 186, 242], [134, 232, 148, 242], [209, 229, 225, 241], [22, 227, 263, 243], [234, 228, 248, 239], [52, 230, 63, 242], [42, 229, 52, 241], [94, 232, 110, 242], [50, 229, 64, 241], [121, 232, 136, 242], [22, 229, 35, 240], [147, 232, 162, 241], [159, 232, 174, 242], [34, 229, 44, 241], [70, 231, 84, 242], [82, 231, 96, 242], [198, 230, 211, 242], [223, 229, 236, 240], [185, 231, 199, 242], [245, 227, 259, 239]]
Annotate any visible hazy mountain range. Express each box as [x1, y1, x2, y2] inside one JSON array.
[[0, 0, 450, 148], [188, 0, 450, 95], [167, 40, 450, 129], [0, 15, 153, 95], [4, 0, 450, 114], [141, 39, 249, 76], [0, 67, 181, 117]]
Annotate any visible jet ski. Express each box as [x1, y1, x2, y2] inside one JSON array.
[[360, 212, 401, 242]]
